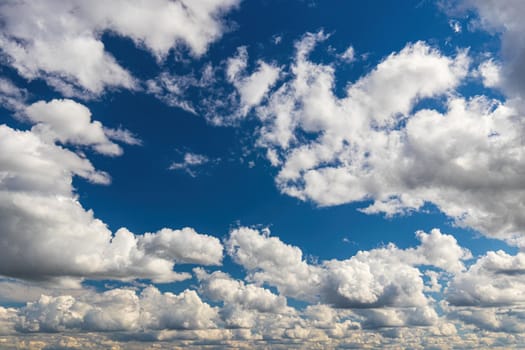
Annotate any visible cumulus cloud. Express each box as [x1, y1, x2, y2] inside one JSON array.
[[195, 268, 288, 314], [0, 101, 222, 283], [225, 226, 469, 328], [0, 0, 239, 96], [3, 239, 525, 347], [139, 228, 223, 266], [476, 59, 502, 88], [24, 99, 124, 156], [0, 278, 94, 304], [457, 0, 525, 98], [441, 247, 525, 333], [212, 32, 525, 246], [14, 286, 218, 333], [447, 250, 525, 307]]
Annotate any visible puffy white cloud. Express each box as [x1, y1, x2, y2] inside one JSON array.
[[0, 104, 222, 283], [25, 99, 123, 156], [219, 32, 525, 245], [0, 0, 239, 96], [458, 0, 525, 98], [139, 228, 223, 266], [0, 279, 94, 304], [226, 47, 281, 118], [447, 306, 525, 333], [225, 227, 321, 301], [14, 286, 218, 333], [0, 307, 17, 335], [442, 248, 525, 333], [476, 59, 502, 88], [447, 250, 525, 307], [225, 226, 468, 324], [195, 268, 288, 313]]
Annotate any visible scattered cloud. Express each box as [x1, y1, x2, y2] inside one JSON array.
[[0, 78, 27, 111], [449, 19, 462, 33], [210, 31, 525, 247], [24, 99, 124, 156], [457, 0, 525, 100], [226, 226, 469, 317], [339, 45, 356, 63], [169, 152, 217, 177], [0, 0, 240, 96], [0, 103, 222, 284]]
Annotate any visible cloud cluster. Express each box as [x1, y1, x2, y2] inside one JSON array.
[[10, 286, 218, 333], [222, 32, 525, 246], [0, 98, 222, 284], [457, 0, 525, 98], [0, 0, 239, 96], [226, 226, 470, 328], [2, 225, 525, 348]]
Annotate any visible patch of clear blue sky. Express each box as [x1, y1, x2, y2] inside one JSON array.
[[0, 0, 512, 296]]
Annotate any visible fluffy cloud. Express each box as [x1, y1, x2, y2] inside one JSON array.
[[0, 101, 222, 283], [0, 0, 239, 96], [226, 226, 469, 329], [226, 46, 281, 118], [457, 0, 525, 98], [447, 250, 525, 307], [218, 32, 525, 246], [139, 228, 223, 266], [225, 227, 320, 301], [25, 99, 124, 156], [195, 268, 288, 313], [14, 286, 218, 333], [442, 248, 525, 333]]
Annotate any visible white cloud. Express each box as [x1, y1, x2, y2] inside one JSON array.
[[146, 65, 217, 114], [225, 227, 320, 301], [0, 78, 26, 111], [225, 46, 281, 119], [215, 32, 525, 245], [14, 286, 218, 333], [476, 59, 502, 88], [0, 104, 223, 283], [339, 45, 356, 63], [0, 279, 94, 304], [103, 127, 142, 146], [25, 99, 124, 156], [447, 250, 525, 307], [225, 226, 469, 329], [139, 228, 223, 266], [458, 0, 525, 98], [195, 268, 288, 313], [169, 152, 215, 177], [0, 0, 239, 96]]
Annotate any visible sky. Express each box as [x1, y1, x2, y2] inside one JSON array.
[[1, 0, 525, 349]]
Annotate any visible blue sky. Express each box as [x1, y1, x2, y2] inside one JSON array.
[[1, 0, 525, 348]]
